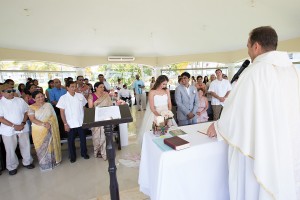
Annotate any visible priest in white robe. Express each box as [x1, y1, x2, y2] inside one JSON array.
[[207, 26, 300, 200]]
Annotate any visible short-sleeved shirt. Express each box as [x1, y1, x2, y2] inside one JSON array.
[[56, 92, 87, 128], [49, 87, 67, 104], [132, 80, 145, 94], [0, 97, 29, 136], [208, 79, 232, 106], [118, 88, 131, 98]]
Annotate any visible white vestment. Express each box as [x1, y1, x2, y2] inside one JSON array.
[[215, 51, 300, 200]]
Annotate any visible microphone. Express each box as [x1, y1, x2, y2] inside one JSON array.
[[230, 59, 250, 84]]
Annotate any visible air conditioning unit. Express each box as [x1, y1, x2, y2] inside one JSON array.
[[108, 56, 135, 62]]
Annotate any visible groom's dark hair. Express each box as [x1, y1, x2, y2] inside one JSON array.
[[181, 72, 190, 79]]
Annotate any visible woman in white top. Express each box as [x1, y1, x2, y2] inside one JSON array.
[[138, 75, 177, 144]]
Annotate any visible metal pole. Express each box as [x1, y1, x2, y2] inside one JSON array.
[[104, 124, 119, 200]]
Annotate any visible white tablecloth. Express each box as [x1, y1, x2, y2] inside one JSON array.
[[138, 122, 229, 200]]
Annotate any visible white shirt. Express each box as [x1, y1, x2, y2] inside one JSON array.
[[185, 85, 190, 95], [208, 79, 232, 106], [118, 88, 131, 98], [0, 97, 29, 136], [104, 81, 111, 90], [56, 92, 87, 128]]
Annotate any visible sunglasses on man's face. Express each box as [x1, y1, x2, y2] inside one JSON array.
[[2, 89, 16, 93]]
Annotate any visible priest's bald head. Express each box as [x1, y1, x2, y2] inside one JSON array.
[[247, 26, 278, 61]]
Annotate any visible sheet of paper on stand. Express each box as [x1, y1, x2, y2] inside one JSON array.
[[94, 106, 121, 121]]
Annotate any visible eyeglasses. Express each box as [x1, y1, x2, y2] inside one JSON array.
[[78, 79, 84, 81], [2, 89, 16, 93]]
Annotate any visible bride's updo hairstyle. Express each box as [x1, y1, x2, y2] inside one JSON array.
[[152, 75, 169, 90]]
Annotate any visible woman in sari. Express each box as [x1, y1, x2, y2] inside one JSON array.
[[88, 82, 112, 160], [28, 91, 61, 171]]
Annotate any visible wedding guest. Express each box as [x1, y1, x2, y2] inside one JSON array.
[[119, 84, 132, 107], [196, 88, 209, 123], [98, 74, 111, 90], [195, 75, 206, 93], [28, 91, 61, 171], [203, 76, 209, 85], [88, 82, 112, 159], [57, 81, 89, 163], [0, 84, 35, 175], [33, 79, 43, 93], [132, 74, 146, 111], [4, 79, 18, 97], [45, 80, 54, 102], [208, 69, 232, 120], [206, 74, 216, 120], [76, 75, 91, 100], [191, 76, 196, 85], [115, 78, 123, 91], [84, 78, 93, 92], [150, 77, 156, 89], [23, 84, 37, 105], [16, 83, 25, 97], [49, 78, 67, 139]]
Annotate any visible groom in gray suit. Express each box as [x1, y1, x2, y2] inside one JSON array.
[[175, 72, 199, 126]]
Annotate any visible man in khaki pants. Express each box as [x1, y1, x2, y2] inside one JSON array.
[[0, 84, 35, 175]]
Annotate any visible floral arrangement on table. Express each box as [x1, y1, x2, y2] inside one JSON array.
[[152, 110, 174, 136], [116, 99, 126, 106]]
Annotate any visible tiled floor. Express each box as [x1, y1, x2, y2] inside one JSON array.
[[0, 106, 145, 200]]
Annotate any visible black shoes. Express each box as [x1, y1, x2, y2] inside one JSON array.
[[23, 163, 35, 169], [70, 158, 76, 163], [9, 169, 18, 176], [8, 164, 34, 175]]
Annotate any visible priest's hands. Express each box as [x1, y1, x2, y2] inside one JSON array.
[[207, 123, 217, 138]]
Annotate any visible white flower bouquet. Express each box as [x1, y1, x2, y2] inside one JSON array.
[[152, 110, 174, 136]]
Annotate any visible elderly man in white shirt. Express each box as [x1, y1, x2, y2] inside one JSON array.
[[0, 84, 34, 175], [56, 81, 89, 163]]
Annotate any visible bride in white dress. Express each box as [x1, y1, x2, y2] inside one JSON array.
[[138, 75, 177, 144]]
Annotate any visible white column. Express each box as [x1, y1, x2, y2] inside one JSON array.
[[227, 64, 235, 81]]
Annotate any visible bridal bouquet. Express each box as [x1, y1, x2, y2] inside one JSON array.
[[152, 110, 174, 136], [160, 110, 174, 119]]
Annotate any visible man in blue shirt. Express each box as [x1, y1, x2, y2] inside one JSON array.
[[50, 79, 67, 106], [132, 74, 146, 111], [49, 78, 67, 138]]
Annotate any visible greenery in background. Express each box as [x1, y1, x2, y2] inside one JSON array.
[[0, 61, 76, 89], [0, 61, 74, 71], [85, 63, 153, 89]]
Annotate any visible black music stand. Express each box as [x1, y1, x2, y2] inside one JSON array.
[[82, 104, 133, 200]]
